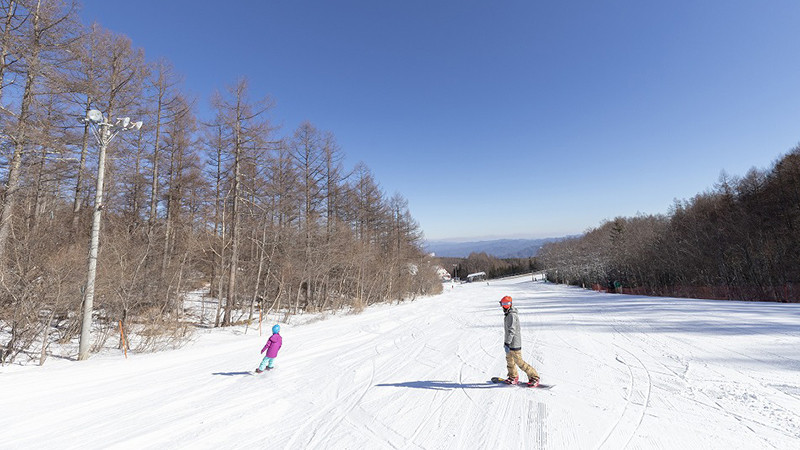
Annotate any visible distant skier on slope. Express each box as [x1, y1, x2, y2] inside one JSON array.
[[500, 296, 540, 387], [256, 324, 282, 373]]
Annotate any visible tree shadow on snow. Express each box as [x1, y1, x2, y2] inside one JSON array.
[[375, 380, 501, 391], [212, 371, 252, 376]]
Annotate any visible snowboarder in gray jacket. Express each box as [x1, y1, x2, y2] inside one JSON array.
[[501, 295, 540, 386]]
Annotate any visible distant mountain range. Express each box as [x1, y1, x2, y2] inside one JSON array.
[[424, 237, 567, 259]]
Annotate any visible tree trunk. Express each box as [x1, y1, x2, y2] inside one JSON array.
[[223, 128, 241, 326], [72, 116, 91, 233], [0, 54, 35, 262], [39, 310, 54, 366]]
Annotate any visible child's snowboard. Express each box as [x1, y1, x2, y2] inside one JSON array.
[[491, 377, 554, 389]]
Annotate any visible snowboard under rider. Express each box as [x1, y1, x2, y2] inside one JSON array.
[[256, 324, 282, 373], [501, 296, 540, 387]]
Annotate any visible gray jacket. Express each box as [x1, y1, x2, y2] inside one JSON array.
[[504, 306, 522, 350]]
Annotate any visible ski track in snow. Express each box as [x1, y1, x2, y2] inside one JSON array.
[[3, 276, 800, 449]]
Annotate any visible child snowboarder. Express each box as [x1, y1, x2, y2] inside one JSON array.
[[256, 324, 282, 373], [500, 295, 540, 387]]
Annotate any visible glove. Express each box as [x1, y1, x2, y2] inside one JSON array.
[[504, 344, 510, 354]]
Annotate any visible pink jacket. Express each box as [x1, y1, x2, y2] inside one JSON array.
[[261, 333, 282, 358]]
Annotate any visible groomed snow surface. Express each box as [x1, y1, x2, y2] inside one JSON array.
[[4, 276, 800, 449]]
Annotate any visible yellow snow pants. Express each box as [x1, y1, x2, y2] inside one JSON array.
[[506, 350, 539, 382]]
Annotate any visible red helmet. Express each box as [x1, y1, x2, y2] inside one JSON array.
[[500, 296, 512, 309]]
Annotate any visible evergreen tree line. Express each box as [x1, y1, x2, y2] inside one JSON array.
[[539, 146, 800, 303], [0, 0, 441, 364], [440, 253, 540, 280]]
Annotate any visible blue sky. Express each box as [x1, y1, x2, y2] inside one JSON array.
[[78, 1, 800, 241]]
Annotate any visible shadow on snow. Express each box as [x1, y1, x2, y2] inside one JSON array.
[[375, 380, 502, 391], [212, 371, 252, 376]]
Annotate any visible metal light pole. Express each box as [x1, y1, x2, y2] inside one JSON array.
[[78, 110, 142, 361]]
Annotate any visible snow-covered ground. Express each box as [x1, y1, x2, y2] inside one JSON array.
[[4, 276, 800, 449]]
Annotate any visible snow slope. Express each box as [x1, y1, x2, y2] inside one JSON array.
[[4, 276, 800, 449]]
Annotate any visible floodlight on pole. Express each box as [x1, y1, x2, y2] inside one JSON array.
[[85, 109, 103, 123], [78, 110, 144, 361]]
